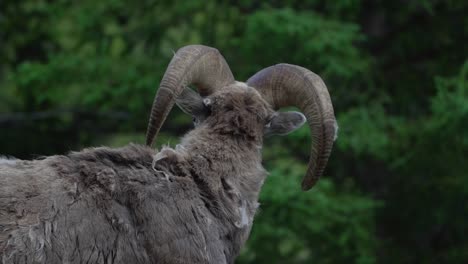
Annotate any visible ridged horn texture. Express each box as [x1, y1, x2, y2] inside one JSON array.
[[146, 45, 235, 146], [247, 64, 337, 191]]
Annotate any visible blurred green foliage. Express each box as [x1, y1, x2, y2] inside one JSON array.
[[1, 0, 467, 263], [239, 156, 379, 264]]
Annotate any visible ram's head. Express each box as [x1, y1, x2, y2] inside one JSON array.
[[146, 45, 337, 190]]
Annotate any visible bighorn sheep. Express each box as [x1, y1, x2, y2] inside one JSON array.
[[0, 45, 337, 263]]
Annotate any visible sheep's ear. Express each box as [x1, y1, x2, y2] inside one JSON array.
[[265, 111, 306, 136], [176, 87, 209, 117]]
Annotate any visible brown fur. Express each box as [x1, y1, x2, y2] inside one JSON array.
[[0, 86, 274, 264]]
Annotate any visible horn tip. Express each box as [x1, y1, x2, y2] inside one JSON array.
[[301, 177, 318, 191]]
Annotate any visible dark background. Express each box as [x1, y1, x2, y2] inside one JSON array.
[[1, 1, 467, 263]]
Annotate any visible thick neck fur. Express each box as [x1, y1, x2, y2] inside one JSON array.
[[182, 123, 266, 199], [164, 122, 267, 227], [148, 123, 267, 262]]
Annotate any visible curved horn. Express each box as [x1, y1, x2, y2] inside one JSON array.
[[247, 64, 337, 190], [146, 45, 235, 146]]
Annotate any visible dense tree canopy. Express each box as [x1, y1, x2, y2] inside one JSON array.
[[1, 1, 467, 263]]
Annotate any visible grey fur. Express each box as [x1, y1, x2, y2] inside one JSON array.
[[0, 84, 304, 264], [0, 156, 17, 166]]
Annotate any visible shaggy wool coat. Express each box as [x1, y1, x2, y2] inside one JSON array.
[[0, 89, 271, 264]]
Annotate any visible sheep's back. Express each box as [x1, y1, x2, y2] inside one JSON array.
[[0, 158, 72, 262], [0, 145, 240, 263]]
